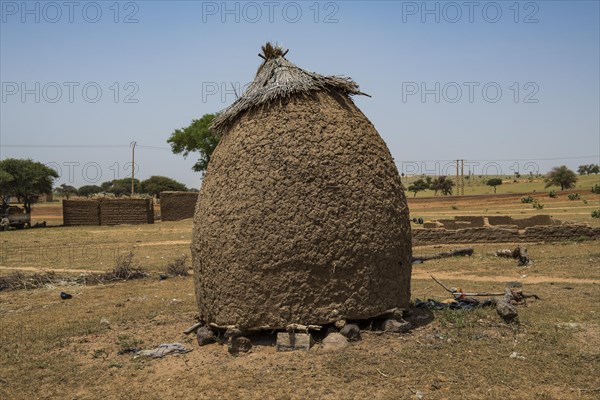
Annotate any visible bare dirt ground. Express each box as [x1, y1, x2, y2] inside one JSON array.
[[1, 194, 599, 399]]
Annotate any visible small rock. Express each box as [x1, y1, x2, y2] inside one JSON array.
[[196, 326, 216, 346], [322, 333, 348, 351], [224, 327, 242, 338], [509, 351, 526, 360], [496, 300, 518, 322], [431, 380, 442, 390], [414, 390, 424, 399], [60, 291, 72, 300], [555, 322, 581, 330], [100, 317, 110, 327], [334, 319, 346, 330], [339, 324, 361, 342], [228, 336, 252, 354], [383, 319, 411, 333]]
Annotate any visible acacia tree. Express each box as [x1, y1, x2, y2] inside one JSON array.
[[140, 176, 187, 197], [100, 179, 140, 197], [578, 165, 590, 175], [0, 159, 58, 213], [55, 183, 78, 199], [486, 178, 503, 193], [407, 179, 429, 197], [545, 165, 578, 191], [78, 185, 103, 197], [167, 113, 221, 173], [431, 176, 454, 196]]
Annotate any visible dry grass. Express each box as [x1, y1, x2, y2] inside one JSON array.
[[1, 194, 599, 399], [0, 240, 599, 399], [164, 255, 190, 277], [101, 250, 147, 281]]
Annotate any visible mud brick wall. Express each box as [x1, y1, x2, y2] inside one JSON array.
[[413, 225, 600, 245], [488, 215, 556, 229], [99, 198, 154, 225], [413, 227, 520, 246], [523, 225, 600, 242], [160, 192, 198, 221], [487, 216, 514, 226], [455, 216, 485, 228], [63, 200, 100, 226]]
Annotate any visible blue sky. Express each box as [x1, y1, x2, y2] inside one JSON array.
[[1, 0, 599, 188]]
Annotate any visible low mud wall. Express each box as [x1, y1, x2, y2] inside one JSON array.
[[63, 200, 100, 226], [413, 224, 600, 245], [160, 192, 198, 221], [63, 199, 153, 226], [99, 198, 154, 225]]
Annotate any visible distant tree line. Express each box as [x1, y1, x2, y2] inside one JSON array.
[[55, 175, 192, 199], [407, 176, 455, 197], [577, 164, 600, 175]]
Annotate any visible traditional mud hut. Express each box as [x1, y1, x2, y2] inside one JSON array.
[[192, 43, 411, 330]]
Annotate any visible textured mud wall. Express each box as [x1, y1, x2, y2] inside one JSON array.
[[487, 215, 556, 229], [486, 216, 514, 226], [413, 225, 600, 245], [160, 192, 198, 221], [63, 199, 153, 226], [413, 227, 520, 245], [455, 216, 485, 228], [192, 92, 412, 330], [522, 225, 600, 242], [63, 200, 100, 226], [99, 199, 154, 225]]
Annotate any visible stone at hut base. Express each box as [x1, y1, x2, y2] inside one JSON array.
[[322, 333, 349, 351], [196, 326, 216, 346], [276, 332, 313, 352], [334, 319, 347, 330], [228, 336, 252, 354], [496, 300, 518, 322], [382, 319, 412, 333], [339, 324, 361, 342]]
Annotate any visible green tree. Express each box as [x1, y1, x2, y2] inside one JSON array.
[[55, 183, 78, 199], [0, 158, 58, 213], [167, 113, 221, 172], [431, 176, 454, 196], [78, 185, 103, 197], [577, 165, 590, 175], [545, 165, 578, 191], [101, 179, 140, 197], [589, 164, 600, 174], [486, 178, 503, 193], [140, 176, 187, 197], [407, 179, 429, 197]]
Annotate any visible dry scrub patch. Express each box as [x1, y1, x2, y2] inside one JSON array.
[[1, 241, 599, 399]]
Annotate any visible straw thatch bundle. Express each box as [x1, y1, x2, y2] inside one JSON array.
[[192, 43, 411, 330], [212, 42, 367, 134]]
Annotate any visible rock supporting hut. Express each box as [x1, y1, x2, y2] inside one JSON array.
[[192, 43, 412, 330]]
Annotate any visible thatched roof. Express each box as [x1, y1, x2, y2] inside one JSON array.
[[211, 42, 368, 133]]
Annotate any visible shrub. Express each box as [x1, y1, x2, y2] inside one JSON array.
[[567, 193, 580, 201], [532, 199, 544, 210], [521, 196, 534, 204], [592, 184, 600, 194], [165, 255, 190, 277], [592, 210, 600, 219], [104, 251, 146, 281], [548, 191, 557, 198]]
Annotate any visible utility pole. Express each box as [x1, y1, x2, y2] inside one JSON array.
[[130, 141, 137, 196], [461, 159, 465, 196]]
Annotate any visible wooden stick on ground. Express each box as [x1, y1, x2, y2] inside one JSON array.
[[183, 322, 203, 335], [430, 275, 504, 297], [412, 248, 474, 264]]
